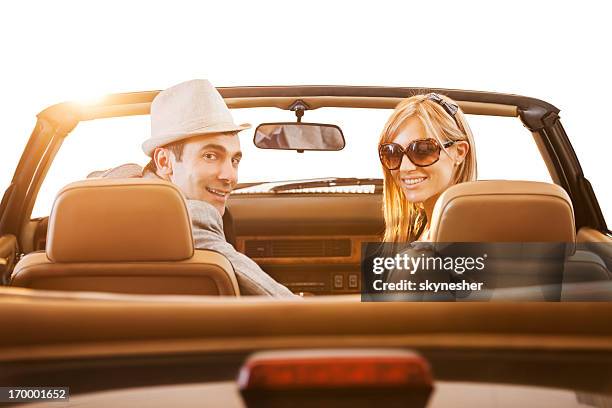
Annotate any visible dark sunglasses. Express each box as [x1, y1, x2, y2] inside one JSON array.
[[379, 138, 455, 170]]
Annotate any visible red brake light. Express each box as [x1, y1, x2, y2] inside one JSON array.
[[238, 349, 433, 390]]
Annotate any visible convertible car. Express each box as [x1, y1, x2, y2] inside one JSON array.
[[0, 86, 611, 406]]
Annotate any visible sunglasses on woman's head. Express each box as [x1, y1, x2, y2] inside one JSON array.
[[378, 138, 455, 170], [426, 93, 464, 133]]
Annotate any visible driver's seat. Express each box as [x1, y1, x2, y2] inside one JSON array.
[[11, 179, 240, 296]]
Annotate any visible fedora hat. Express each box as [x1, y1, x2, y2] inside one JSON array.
[[142, 79, 250, 156]]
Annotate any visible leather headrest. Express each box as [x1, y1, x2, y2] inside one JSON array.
[[430, 181, 575, 243], [47, 179, 194, 262]]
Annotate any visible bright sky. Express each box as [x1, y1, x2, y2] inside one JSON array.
[[1, 1, 611, 225]]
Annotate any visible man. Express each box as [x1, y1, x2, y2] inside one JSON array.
[[95, 79, 296, 297]]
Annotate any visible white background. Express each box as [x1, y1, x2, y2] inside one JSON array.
[[1, 1, 610, 225]]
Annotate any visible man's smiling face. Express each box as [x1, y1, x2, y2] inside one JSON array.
[[165, 133, 242, 215]]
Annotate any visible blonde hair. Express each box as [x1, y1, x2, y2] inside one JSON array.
[[379, 94, 477, 242]]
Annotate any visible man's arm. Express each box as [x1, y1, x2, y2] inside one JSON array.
[[186, 200, 297, 297]]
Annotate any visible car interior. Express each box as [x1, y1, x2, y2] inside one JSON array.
[[4, 87, 612, 299], [12, 177, 611, 300]]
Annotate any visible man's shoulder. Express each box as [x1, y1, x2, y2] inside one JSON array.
[[186, 199, 221, 217], [186, 199, 224, 231], [87, 163, 144, 179]]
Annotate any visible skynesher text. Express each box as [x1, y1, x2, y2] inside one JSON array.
[[373, 279, 484, 292]]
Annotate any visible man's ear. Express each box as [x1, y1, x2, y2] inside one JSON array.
[[153, 148, 173, 178], [453, 141, 470, 165]]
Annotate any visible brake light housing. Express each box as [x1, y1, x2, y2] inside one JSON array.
[[238, 349, 434, 408]]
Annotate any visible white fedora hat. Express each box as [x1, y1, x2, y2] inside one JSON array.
[[142, 79, 251, 156]]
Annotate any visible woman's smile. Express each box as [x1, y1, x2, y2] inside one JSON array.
[[400, 176, 428, 188]]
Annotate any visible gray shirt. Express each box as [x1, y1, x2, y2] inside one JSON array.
[[186, 199, 296, 297]]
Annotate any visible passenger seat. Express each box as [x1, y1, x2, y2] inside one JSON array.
[[429, 180, 610, 300], [11, 179, 240, 296]]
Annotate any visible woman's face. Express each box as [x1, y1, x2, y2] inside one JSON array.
[[390, 116, 468, 204]]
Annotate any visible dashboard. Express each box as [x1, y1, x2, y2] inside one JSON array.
[[229, 193, 384, 295]]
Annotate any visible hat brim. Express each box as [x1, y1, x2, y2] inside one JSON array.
[[142, 123, 251, 156]]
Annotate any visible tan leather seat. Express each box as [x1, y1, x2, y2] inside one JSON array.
[[429, 181, 576, 300], [430, 180, 576, 244], [11, 179, 240, 296], [429, 181, 610, 301]]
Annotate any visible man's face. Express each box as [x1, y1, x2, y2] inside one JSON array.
[[167, 133, 242, 215]]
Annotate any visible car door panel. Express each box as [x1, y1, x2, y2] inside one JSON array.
[[577, 227, 612, 271]]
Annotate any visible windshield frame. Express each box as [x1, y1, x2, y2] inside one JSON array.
[[1, 85, 607, 239]]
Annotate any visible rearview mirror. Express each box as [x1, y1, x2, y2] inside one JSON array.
[[254, 123, 345, 151]]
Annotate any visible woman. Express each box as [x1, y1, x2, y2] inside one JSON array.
[[378, 93, 477, 242]]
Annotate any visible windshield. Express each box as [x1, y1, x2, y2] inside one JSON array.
[[32, 107, 551, 217]]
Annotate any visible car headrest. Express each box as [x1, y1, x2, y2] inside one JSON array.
[[429, 180, 576, 243], [47, 179, 194, 263]]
